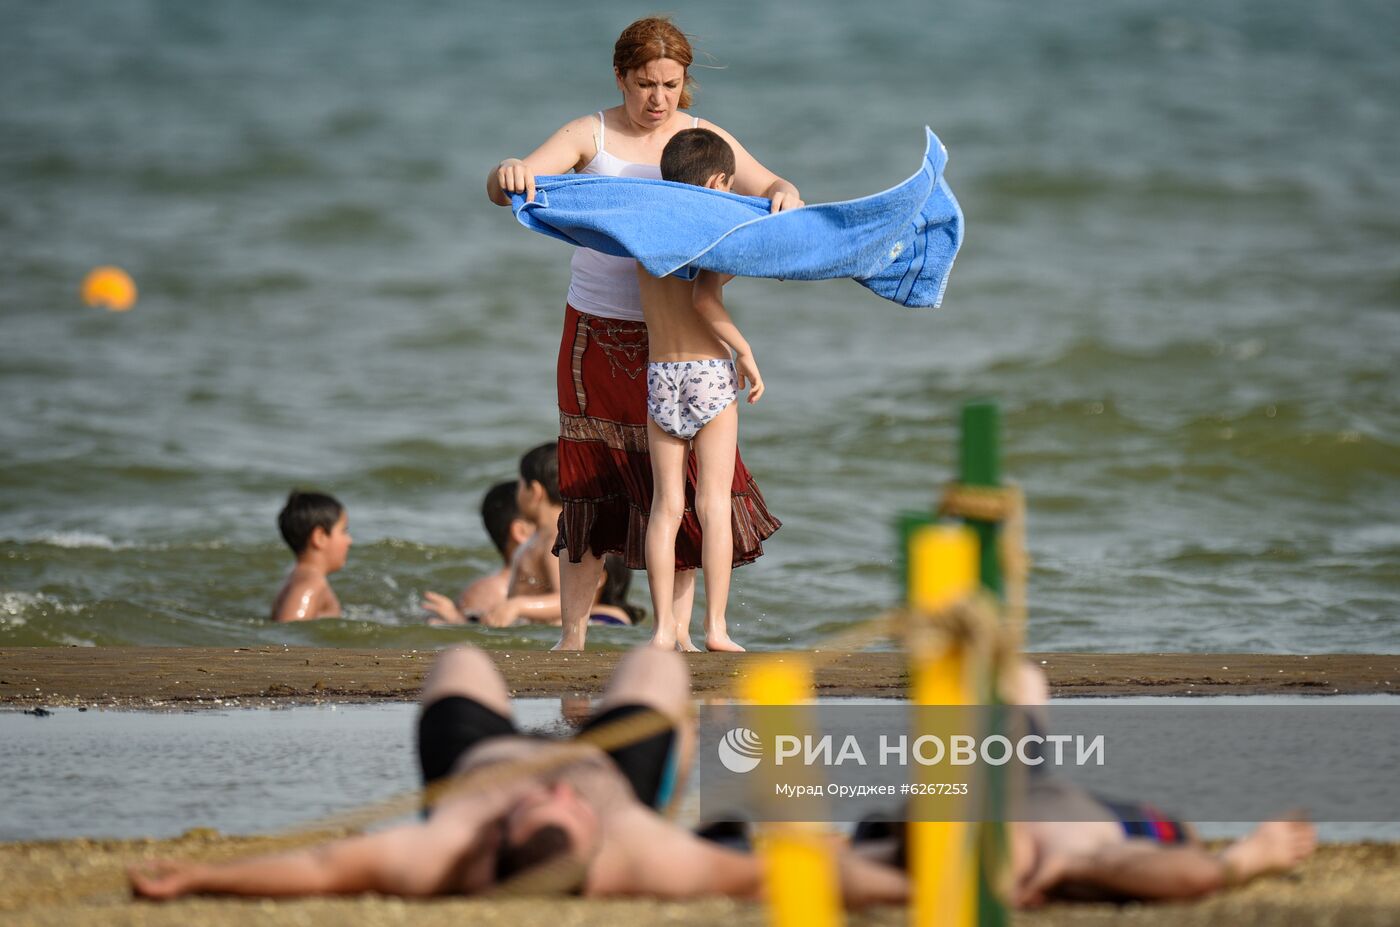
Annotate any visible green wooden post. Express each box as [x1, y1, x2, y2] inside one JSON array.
[[960, 401, 1002, 596], [961, 401, 1011, 927]]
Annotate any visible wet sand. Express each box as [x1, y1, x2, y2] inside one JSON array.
[[2, 831, 1398, 926], [1, 647, 1397, 709]]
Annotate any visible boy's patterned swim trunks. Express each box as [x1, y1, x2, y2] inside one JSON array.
[[646, 358, 739, 441]]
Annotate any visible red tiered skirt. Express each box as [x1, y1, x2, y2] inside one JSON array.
[[552, 304, 780, 571]]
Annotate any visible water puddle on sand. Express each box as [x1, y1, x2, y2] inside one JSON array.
[[3, 696, 1397, 843]]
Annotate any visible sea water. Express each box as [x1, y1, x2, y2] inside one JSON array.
[[4, 699, 1397, 842], [2, 0, 1398, 652]]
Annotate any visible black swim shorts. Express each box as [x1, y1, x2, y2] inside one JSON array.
[[417, 695, 679, 809]]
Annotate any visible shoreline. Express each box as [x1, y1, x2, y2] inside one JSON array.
[[2, 647, 1396, 709]]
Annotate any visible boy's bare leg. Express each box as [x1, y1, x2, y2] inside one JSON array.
[[691, 403, 744, 652], [420, 645, 513, 720], [596, 645, 695, 802], [672, 568, 700, 652], [1047, 818, 1317, 903], [647, 421, 690, 650], [554, 552, 605, 650]]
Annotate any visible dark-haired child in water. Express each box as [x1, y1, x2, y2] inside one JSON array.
[[270, 490, 353, 622], [640, 128, 763, 653], [422, 481, 534, 624], [480, 443, 639, 628]]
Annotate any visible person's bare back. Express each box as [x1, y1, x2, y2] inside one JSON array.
[[637, 273, 730, 361]]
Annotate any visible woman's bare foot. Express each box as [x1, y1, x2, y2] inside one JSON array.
[[675, 637, 702, 653], [552, 633, 587, 652], [650, 630, 677, 650], [705, 632, 746, 652], [1221, 819, 1317, 883]]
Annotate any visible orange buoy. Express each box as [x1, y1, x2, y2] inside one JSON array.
[[81, 266, 137, 311]]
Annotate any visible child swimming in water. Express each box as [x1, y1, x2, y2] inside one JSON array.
[[271, 490, 352, 622], [421, 480, 534, 624], [477, 443, 639, 628], [639, 128, 764, 653]]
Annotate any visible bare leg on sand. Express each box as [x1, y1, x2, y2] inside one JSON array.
[[554, 553, 604, 651], [692, 404, 744, 652]]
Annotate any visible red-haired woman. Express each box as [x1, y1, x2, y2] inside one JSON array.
[[487, 16, 802, 651]]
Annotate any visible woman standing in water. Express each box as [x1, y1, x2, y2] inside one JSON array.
[[487, 17, 802, 651]]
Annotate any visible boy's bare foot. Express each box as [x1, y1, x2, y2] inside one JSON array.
[[1221, 819, 1317, 883], [705, 632, 746, 653], [676, 638, 702, 653]]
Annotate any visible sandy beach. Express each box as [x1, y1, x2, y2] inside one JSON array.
[[2, 647, 1397, 709], [3, 831, 1398, 926], [5, 647, 1398, 925]]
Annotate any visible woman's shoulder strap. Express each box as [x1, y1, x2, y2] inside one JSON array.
[[596, 111, 607, 151]]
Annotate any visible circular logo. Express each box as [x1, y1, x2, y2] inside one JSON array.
[[718, 727, 763, 773]]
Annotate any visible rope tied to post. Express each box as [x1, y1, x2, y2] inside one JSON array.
[[937, 482, 1030, 628]]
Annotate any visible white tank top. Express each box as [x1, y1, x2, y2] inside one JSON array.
[[565, 112, 699, 321]]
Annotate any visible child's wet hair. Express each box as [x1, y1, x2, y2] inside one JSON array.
[[278, 490, 344, 555], [481, 481, 522, 557], [520, 442, 561, 505], [661, 128, 735, 187]]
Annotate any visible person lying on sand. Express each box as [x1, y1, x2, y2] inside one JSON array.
[[1005, 662, 1317, 905], [851, 661, 1315, 906], [130, 645, 905, 904], [1009, 786, 1316, 905]]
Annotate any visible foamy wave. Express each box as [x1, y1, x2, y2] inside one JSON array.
[[0, 590, 84, 624], [36, 532, 132, 550], [9, 535, 231, 552], [0, 591, 50, 626]]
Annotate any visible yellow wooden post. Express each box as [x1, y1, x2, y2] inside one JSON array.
[[906, 523, 980, 927], [741, 657, 844, 927]]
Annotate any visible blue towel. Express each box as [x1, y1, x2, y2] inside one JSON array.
[[510, 127, 963, 308]]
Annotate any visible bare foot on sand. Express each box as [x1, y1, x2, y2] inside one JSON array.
[[675, 637, 702, 653], [705, 632, 746, 653], [551, 633, 587, 652], [649, 630, 677, 651], [1222, 819, 1317, 882]]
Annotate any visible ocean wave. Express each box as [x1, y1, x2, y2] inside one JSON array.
[[0, 590, 84, 627], [0, 592, 40, 626], [30, 531, 130, 550], [283, 203, 410, 245], [972, 166, 1314, 206], [126, 147, 325, 196], [0, 536, 230, 553]]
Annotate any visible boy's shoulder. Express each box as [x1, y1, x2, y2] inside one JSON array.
[[272, 565, 335, 622]]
